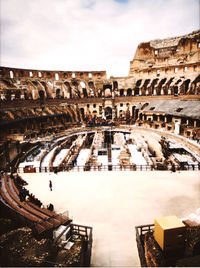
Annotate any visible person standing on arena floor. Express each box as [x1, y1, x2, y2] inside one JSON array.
[[49, 180, 52, 191]]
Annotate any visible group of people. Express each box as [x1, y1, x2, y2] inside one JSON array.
[[11, 173, 28, 187], [11, 173, 43, 208], [18, 186, 43, 207]]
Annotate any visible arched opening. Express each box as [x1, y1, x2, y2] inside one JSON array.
[[105, 106, 112, 120], [113, 81, 118, 90], [183, 79, 191, 94], [132, 106, 136, 119], [125, 107, 130, 121], [134, 88, 139, 96], [72, 81, 80, 98], [153, 114, 158, 121], [104, 84, 112, 98], [80, 108, 85, 120], [105, 88, 112, 98], [135, 109, 139, 120], [143, 79, 150, 89], [120, 89, 124, 96], [64, 82, 72, 98], [83, 88, 88, 98], [158, 78, 167, 95], [56, 88, 60, 98], [65, 113, 72, 123], [127, 88, 132, 96], [174, 86, 178, 95], [119, 110, 124, 118], [151, 78, 159, 95], [192, 74, 200, 94], [136, 79, 142, 87], [92, 110, 97, 118], [39, 90, 45, 100], [88, 81, 95, 97]]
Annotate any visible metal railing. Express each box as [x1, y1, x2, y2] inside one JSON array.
[[53, 223, 93, 267], [17, 163, 200, 173], [135, 224, 154, 267]]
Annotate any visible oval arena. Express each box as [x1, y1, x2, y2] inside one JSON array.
[[0, 30, 200, 266]]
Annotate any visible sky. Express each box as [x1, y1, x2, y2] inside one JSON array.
[[0, 0, 199, 77]]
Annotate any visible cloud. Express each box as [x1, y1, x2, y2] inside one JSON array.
[[0, 0, 199, 77]]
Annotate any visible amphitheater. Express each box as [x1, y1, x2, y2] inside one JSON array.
[[0, 30, 200, 266]]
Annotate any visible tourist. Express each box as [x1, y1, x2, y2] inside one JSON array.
[[47, 203, 54, 211], [171, 163, 176, 173], [49, 180, 52, 191]]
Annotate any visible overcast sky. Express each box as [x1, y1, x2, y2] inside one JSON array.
[[0, 0, 199, 77]]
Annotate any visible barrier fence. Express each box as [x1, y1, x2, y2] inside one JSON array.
[[17, 163, 200, 173]]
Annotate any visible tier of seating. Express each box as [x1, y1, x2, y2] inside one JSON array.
[[0, 173, 72, 234]]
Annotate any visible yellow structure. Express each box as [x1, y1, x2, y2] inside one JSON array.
[[154, 215, 186, 252]]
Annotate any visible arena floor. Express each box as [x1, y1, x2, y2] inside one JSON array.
[[21, 170, 200, 267]]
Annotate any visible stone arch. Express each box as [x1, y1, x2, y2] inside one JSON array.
[[39, 90, 45, 100], [132, 106, 136, 119], [80, 81, 87, 98], [173, 86, 178, 95], [64, 81, 72, 98], [139, 113, 143, 120], [151, 78, 159, 95], [64, 106, 75, 123], [127, 88, 132, 96], [40, 81, 54, 98], [125, 106, 130, 120], [142, 79, 150, 95], [134, 87, 139, 96], [119, 109, 124, 118], [193, 74, 200, 94], [182, 79, 191, 94], [120, 89, 124, 96], [92, 110, 98, 118], [104, 87, 112, 98], [71, 81, 81, 98], [56, 88, 61, 98], [136, 79, 142, 87], [166, 77, 174, 95], [157, 78, 167, 95], [69, 105, 79, 122], [76, 106, 82, 121], [105, 106, 112, 119], [80, 108, 85, 120], [26, 81, 38, 99], [88, 81, 95, 97], [113, 81, 118, 90]]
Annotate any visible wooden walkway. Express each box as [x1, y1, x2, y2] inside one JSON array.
[[0, 175, 72, 234]]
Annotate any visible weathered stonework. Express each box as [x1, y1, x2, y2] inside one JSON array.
[[0, 30, 200, 144]]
